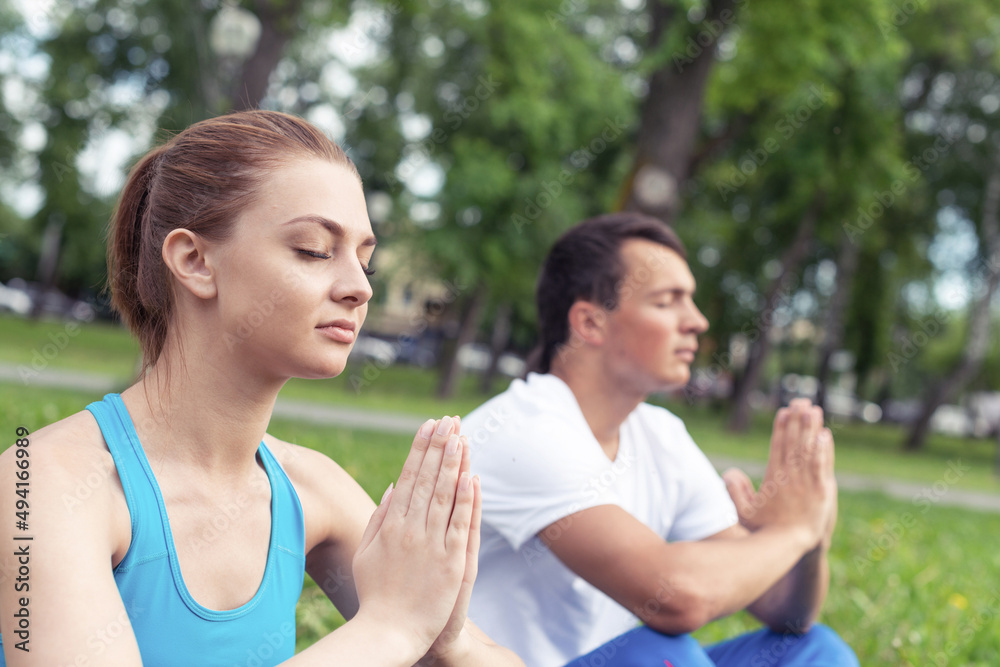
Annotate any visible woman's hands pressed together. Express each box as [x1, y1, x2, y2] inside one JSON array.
[[350, 415, 482, 663]]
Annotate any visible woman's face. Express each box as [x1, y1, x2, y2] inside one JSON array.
[[209, 157, 375, 381]]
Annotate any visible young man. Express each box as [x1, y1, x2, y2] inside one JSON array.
[[463, 213, 858, 667]]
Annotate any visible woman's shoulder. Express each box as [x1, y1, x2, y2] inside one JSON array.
[[1, 408, 126, 554], [261, 435, 376, 547], [262, 436, 360, 495], [6, 408, 114, 477]]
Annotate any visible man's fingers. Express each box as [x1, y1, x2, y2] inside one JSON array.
[[769, 408, 789, 464], [825, 427, 835, 469], [805, 405, 823, 453], [783, 402, 805, 462], [816, 427, 834, 475], [722, 468, 757, 520]]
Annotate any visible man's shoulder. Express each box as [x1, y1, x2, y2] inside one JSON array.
[[464, 374, 604, 476], [465, 373, 584, 438], [632, 400, 688, 433]]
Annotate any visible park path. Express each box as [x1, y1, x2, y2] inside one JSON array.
[[4, 362, 1000, 514]]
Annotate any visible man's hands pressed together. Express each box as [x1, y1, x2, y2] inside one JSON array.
[[723, 398, 839, 553], [720, 398, 839, 632]]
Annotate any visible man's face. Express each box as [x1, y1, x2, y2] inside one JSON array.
[[599, 238, 709, 394]]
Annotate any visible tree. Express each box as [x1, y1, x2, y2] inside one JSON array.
[[317, 0, 638, 396], [621, 0, 743, 223], [6, 0, 341, 296], [905, 168, 1000, 449], [672, 0, 915, 429], [887, 0, 1000, 449]]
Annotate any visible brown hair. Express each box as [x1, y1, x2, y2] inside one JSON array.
[[108, 110, 358, 374], [530, 212, 687, 374]]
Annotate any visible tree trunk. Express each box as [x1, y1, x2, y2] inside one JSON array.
[[437, 285, 489, 399], [904, 168, 1000, 451], [620, 0, 740, 223], [230, 0, 303, 111], [815, 235, 861, 411], [480, 302, 512, 394], [727, 195, 822, 431], [29, 218, 64, 320]]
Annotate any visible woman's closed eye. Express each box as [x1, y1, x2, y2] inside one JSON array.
[[297, 249, 331, 260], [298, 248, 375, 276]]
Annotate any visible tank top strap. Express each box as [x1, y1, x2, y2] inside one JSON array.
[[256, 441, 306, 558], [86, 393, 164, 566]]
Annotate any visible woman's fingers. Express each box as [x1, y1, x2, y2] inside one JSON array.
[[426, 434, 465, 536], [446, 470, 475, 554], [453, 473, 483, 623], [407, 416, 458, 519], [467, 474, 482, 573], [389, 419, 437, 520], [357, 483, 394, 554]]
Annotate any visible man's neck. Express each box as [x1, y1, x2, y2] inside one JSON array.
[[549, 361, 646, 462]]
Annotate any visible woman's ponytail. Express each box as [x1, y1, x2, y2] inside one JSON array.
[[107, 144, 168, 374]]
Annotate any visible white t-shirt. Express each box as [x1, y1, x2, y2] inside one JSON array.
[[465, 373, 738, 667]]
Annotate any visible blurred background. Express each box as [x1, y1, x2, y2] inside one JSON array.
[[1, 0, 1000, 663]]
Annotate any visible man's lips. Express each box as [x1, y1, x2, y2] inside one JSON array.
[[317, 320, 356, 344], [675, 348, 697, 361]]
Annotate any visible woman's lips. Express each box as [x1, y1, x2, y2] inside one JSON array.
[[317, 323, 356, 344]]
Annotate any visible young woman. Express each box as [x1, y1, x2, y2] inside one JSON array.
[[0, 111, 523, 666]]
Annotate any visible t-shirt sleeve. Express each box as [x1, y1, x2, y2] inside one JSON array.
[[664, 418, 739, 542], [470, 410, 624, 552]]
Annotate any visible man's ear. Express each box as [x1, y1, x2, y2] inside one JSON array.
[[567, 300, 608, 347], [161, 229, 218, 300]]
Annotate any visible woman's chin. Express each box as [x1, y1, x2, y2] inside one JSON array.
[[295, 359, 349, 381]]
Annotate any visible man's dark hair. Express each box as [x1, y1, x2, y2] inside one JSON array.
[[530, 212, 687, 374]]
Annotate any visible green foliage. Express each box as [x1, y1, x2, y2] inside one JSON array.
[[336, 0, 639, 335], [3, 0, 999, 417]]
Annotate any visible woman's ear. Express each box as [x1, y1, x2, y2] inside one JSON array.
[[567, 300, 608, 347], [161, 229, 218, 300]]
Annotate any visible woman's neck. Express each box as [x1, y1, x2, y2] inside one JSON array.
[[120, 335, 285, 479]]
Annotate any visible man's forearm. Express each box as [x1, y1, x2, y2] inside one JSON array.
[[639, 523, 820, 634], [747, 545, 829, 633]]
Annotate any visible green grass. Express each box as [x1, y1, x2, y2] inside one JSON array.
[[0, 313, 140, 379], [4, 383, 1000, 664], [279, 363, 510, 418], [692, 491, 1000, 665]]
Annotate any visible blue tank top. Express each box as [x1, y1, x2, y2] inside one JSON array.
[[0, 393, 306, 666]]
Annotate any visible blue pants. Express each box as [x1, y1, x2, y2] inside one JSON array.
[[564, 624, 859, 667]]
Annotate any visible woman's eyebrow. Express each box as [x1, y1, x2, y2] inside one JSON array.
[[283, 214, 377, 247], [648, 287, 694, 298]]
